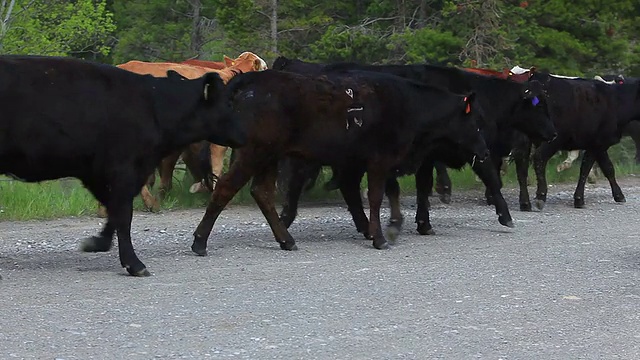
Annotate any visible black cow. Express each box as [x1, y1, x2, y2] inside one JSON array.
[[512, 71, 640, 210], [0, 55, 245, 276], [191, 69, 488, 253], [603, 75, 640, 163], [273, 57, 555, 236]]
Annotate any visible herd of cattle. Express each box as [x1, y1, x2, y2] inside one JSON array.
[[0, 52, 638, 277]]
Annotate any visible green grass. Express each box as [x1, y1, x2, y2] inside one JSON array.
[[2, 139, 639, 221]]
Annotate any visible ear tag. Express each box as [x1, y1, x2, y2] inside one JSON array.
[[531, 96, 540, 106], [463, 97, 471, 114]]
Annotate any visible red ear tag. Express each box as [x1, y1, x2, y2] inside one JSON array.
[[463, 97, 471, 113]]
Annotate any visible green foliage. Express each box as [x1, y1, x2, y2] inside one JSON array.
[[110, 0, 194, 62], [309, 25, 390, 63], [0, 0, 115, 58], [390, 28, 463, 65]]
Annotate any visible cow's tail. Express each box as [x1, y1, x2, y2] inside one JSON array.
[[197, 144, 216, 192]]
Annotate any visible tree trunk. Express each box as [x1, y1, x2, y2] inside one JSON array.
[[190, 0, 202, 56], [0, 0, 17, 51], [270, 0, 277, 55]]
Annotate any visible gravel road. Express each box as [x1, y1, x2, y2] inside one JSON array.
[[1, 178, 639, 359]]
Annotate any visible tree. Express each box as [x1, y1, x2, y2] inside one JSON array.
[[0, 0, 116, 58]]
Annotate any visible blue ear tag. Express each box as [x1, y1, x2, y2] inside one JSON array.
[[532, 96, 540, 106]]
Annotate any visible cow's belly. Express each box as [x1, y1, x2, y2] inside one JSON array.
[[0, 152, 90, 182]]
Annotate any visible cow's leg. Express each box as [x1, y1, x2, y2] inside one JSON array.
[[279, 159, 320, 228], [532, 143, 560, 210], [140, 184, 160, 212], [181, 144, 206, 191], [250, 163, 298, 251], [514, 144, 533, 211], [384, 176, 404, 242], [80, 219, 115, 252], [557, 150, 580, 172], [158, 151, 181, 199], [484, 152, 505, 206], [573, 150, 597, 208], [82, 182, 116, 251], [208, 144, 228, 189], [338, 167, 370, 239], [192, 155, 255, 256], [415, 161, 435, 235], [587, 161, 598, 184], [366, 163, 391, 250], [82, 173, 149, 276], [434, 162, 452, 204], [472, 159, 513, 228], [323, 167, 342, 191], [147, 171, 156, 189], [111, 197, 148, 276], [594, 150, 625, 204]]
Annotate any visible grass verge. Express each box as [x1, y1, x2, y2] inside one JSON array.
[[1, 140, 639, 221]]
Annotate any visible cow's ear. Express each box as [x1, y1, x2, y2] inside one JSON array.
[[253, 59, 263, 71], [166, 70, 188, 80], [223, 55, 235, 67], [202, 72, 225, 101]]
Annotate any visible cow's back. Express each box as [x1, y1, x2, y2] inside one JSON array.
[[0, 56, 159, 180], [546, 76, 617, 148], [117, 60, 211, 79]]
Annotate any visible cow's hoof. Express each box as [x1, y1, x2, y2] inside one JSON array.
[[280, 242, 298, 251], [439, 193, 451, 204], [96, 206, 108, 218], [148, 201, 161, 213], [385, 226, 400, 244], [574, 198, 585, 208], [373, 240, 390, 250], [534, 199, 545, 211], [191, 242, 208, 256], [614, 194, 626, 203], [126, 265, 151, 277], [520, 202, 532, 212], [79, 236, 112, 252], [486, 197, 495, 206], [498, 214, 514, 228], [416, 223, 435, 235]]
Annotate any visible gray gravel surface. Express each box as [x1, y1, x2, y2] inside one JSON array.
[[1, 178, 640, 359]]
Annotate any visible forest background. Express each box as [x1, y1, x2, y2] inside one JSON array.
[[1, 0, 639, 219]]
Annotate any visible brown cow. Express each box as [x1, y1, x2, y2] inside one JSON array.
[[181, 52, 268, 72], [97, 54, 266, 217]]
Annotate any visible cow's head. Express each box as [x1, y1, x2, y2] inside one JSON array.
[[508, 65, 535, 83], [168, 70, 247, 148], [447, 92, 490, 162], [271, 56, 291, 70], [224, 52, 268, 72], [509, 77, 556, 142]]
